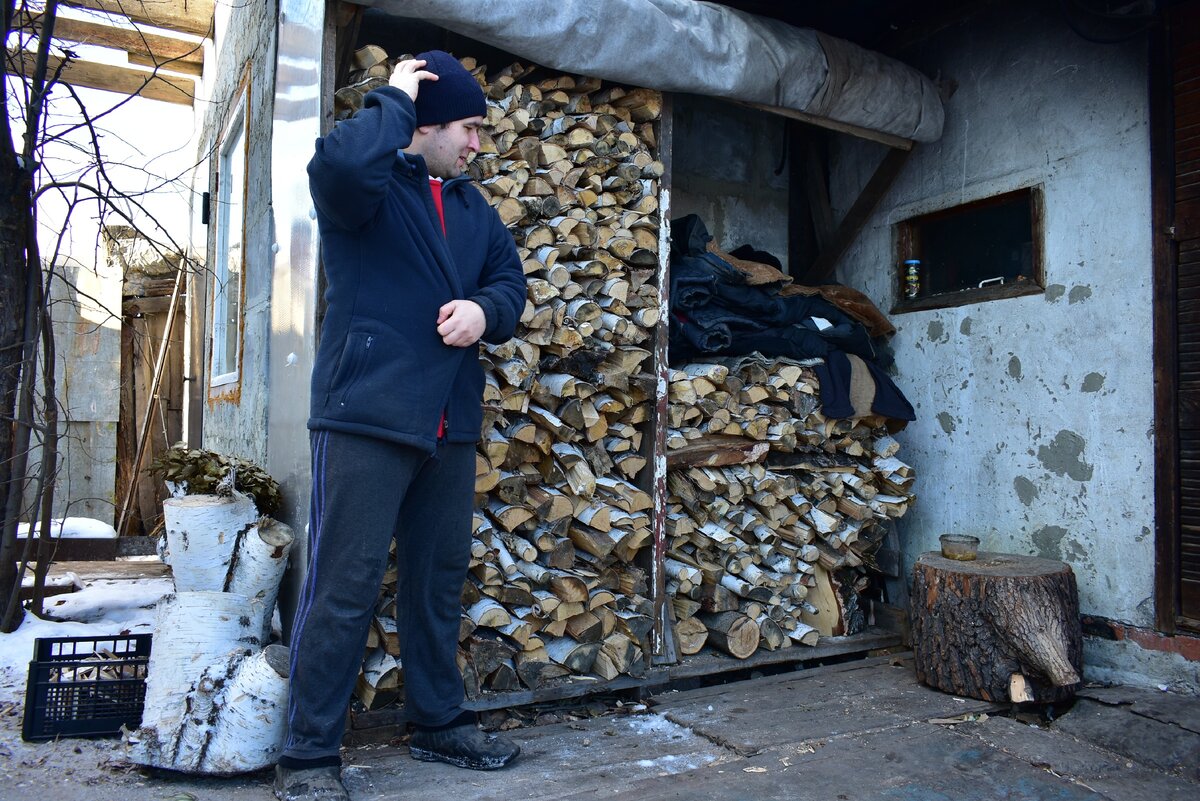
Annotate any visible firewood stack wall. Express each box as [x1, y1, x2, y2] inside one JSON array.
[[336, 48, 916, 709], [665, 358, 914, 659], [340, 49, 664, 707]]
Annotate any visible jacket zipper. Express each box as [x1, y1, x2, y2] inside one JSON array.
[[339, 335, 373, 407]]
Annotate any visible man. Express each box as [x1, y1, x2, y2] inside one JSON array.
[[275, 52, 526, 801]]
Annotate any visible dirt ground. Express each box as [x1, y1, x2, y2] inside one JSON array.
[[3, 655, 1199, 801]]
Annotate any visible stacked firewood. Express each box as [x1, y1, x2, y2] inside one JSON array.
[[665, 358, 914, 659], [339, 49, 665, 707]]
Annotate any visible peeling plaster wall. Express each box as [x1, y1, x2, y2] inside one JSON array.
[[196, 0, 278, 468], [672, 94, 790, 271], [830, 4, 1155, 627]]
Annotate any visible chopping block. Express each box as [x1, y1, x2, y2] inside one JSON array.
[[910, 551, 1083, 704]]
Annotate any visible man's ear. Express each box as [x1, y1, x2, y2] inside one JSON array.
[[415, 124, 437, 135]]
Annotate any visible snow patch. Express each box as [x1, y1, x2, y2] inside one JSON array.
[[624, 711, 689, 736], [633, 753, 717, 772], [16, 517, 118, 539], [0, 577, 170, 705]]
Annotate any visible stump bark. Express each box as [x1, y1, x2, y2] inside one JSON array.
[[910, 551, 1082, 704]]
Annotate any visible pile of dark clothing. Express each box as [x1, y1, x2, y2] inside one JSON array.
[[668, 215, 914, 423]]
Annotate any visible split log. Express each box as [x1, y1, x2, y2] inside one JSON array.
[[674, 615, 708, 655], [698, 612, 760, 659], [911, 551, 1082, 704]]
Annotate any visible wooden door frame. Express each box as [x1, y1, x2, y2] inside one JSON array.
[[1152, 2, 1193, 635]]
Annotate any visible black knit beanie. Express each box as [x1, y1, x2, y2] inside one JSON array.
[[412, 50, 486, 127]]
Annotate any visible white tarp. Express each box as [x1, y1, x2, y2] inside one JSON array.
[[357, 0, 944, 142]]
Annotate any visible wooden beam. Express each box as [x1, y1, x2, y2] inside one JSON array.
[[802, 147, 912, 284], [802, 134, 835, 255], [127, 51, 202, 76], [61, 0, 214, 38], [8, 48, 194, 105], [19, 11, 204, 71], [740, 101, 915, 152]]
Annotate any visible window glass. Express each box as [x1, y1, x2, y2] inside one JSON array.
[[211, 95, 247, 386]]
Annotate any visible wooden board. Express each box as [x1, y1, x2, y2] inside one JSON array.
[[7, 49, 195, 105], [347, 628, 901, 727], [61, 0, 215, 37]]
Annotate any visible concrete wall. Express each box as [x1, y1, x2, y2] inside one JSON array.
[[828, 5, 1179, 684], [195, 0, 278, 468], [43, 261, 123, 522], [671, 94, 791, 271]]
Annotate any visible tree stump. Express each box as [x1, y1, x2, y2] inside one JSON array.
[[911, 552, 1082, 704]]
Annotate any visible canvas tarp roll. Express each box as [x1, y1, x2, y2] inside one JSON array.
[[356, 0, 944, 142]]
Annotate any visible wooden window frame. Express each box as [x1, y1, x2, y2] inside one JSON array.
[[891, 186, 1046, 314], [208, 71, 251, 397]]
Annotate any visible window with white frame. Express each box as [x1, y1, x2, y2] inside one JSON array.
[[210, 88, 248, 387]]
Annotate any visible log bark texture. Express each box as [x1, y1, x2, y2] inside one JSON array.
[[910, 551, 1082, 704], [161, 492, 259, 591]]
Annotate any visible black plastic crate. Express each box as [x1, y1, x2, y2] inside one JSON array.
[[22, 633, 153, 741]]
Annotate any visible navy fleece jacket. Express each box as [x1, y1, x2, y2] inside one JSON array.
[[306, 86, 525, 452]]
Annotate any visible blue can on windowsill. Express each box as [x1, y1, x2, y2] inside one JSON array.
[[904, 259, 921, 299]]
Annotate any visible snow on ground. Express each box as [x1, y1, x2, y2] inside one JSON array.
[[0, 576, 171, 705], [16, 518, 119, 538]]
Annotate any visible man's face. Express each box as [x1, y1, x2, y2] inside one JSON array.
[[416, 116, 482, 179]]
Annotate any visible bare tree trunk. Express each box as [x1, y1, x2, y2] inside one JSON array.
[[0, 48, 32, 633], [30, 302, 58, 616], [0, 0, 58, 632]]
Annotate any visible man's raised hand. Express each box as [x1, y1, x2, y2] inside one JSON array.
[[389, 59, 438, 102]]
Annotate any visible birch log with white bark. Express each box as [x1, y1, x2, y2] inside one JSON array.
[[137, 591, 266, 735], [129, 644, 290, 774], [162, 492, 259, 591], [225, 519, 296, 641]]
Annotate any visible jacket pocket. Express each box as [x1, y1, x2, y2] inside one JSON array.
[[332, 331, 375, 408]]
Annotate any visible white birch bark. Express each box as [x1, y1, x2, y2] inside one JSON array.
[[137, 591, 265, 734], [129, 645, 290, 774], [162, 492, 259, 591], [226, 518, 295, 641], [186, 645, 290, 773]]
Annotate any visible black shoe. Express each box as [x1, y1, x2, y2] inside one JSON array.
[[273, 764, 350, 801], [409, 723, 520, 770]]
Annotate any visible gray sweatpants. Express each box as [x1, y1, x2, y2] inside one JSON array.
[[282, 429, 475, 760]]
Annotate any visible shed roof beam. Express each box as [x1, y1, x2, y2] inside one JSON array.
[[18, 11, 204, 75], [60, 0, 214, 38], [8, 47, 195, 105]]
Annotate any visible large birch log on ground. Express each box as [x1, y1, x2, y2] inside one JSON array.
[[910, 551, 1082, 704], [136, 590, 266, 735], [128, 644, 290, 774]]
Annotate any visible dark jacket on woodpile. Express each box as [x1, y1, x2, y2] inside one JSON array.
[[306, 86, 525, 452]]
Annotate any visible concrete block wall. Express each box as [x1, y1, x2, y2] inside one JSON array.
[[671, 94, 791, 270]]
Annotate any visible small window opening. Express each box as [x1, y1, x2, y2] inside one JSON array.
[[893, 187, 1044, 312]]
